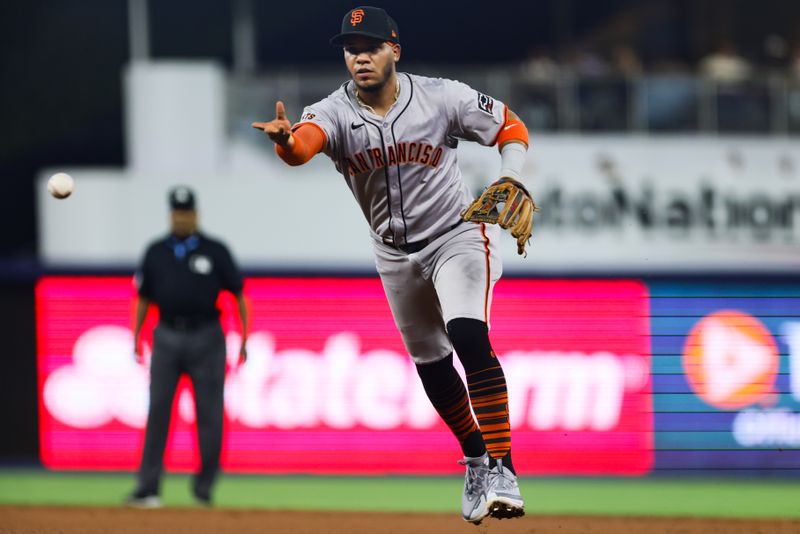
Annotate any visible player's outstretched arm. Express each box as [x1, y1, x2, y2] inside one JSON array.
[[251, 101, 325, 166]]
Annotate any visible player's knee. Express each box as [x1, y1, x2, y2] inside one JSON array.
[[446, 317, 494, 373], [415, 353, 454, 381], [447, 317, 491, 354]]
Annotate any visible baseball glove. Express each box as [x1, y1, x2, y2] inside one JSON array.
[[461, 177, 538, 256]]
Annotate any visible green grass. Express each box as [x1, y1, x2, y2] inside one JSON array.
[[0, 470, 798, 519]]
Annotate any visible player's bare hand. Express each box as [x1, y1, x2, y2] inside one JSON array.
[[251, 101, 294, 147]]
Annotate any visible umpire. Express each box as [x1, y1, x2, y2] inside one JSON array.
[[126, 186, 247, 508]]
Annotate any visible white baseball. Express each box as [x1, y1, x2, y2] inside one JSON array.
[[47, 172, 74, 199]]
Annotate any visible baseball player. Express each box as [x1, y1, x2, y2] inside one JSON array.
[[252, 6, 533, 524]]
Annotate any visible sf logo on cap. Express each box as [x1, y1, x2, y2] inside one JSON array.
[[350, 8, 365, 26]]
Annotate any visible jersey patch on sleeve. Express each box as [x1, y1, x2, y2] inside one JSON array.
[[477, 93, 494, 115], [301, 112, 316, 121]]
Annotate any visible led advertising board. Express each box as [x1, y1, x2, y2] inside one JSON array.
[[37, 277, 653, 475], [650, 282, 800, 472]]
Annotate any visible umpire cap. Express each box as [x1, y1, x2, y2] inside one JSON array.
[[330, 6, 400, 45], [168, 186, 196, 211]]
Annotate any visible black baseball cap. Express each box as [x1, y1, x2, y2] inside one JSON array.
[[168, 186, 196, 211], [330, 6, 400, 46]]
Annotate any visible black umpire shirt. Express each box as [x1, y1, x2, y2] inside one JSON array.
[[136, 232, 243, 325]]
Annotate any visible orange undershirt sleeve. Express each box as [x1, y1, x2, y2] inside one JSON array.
[[275, 123, 327, 166]]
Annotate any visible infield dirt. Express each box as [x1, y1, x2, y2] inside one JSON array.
[[1, 506, 799, 534]]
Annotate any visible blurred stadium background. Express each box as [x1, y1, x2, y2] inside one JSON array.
[[1, 0, 799, 530]]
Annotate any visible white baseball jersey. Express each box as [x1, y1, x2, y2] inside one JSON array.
[[297, 72, 507, 247]]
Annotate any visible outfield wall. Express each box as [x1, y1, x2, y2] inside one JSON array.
[[37, 136, 800, 274], [35, 275, 800, 475]]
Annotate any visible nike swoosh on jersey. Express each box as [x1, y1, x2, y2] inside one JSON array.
[[351, 122, 364, 130], [503, 124, 516, 131]]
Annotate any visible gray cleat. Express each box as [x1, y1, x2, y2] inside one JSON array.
[[486, 458, 525, 519], [458, 453, 490, 524]]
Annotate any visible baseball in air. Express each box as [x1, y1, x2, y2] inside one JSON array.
[[47, 172, 74, 199]]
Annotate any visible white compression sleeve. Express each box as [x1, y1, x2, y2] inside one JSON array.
[[499, 142, 527, 181]]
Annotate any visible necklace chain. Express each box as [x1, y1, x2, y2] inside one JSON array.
[[355, 79, 400, 113]]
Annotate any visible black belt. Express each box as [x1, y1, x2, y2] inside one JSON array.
[[382, 221, 463, 254], [160, 316, 216, 331]]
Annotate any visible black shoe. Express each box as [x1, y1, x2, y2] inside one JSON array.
[[124, 489, 162, 509]]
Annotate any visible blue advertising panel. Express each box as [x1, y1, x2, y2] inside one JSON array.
[[650, 281, 800, 473]]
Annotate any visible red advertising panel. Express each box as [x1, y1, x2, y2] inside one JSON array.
[[37, 277, 653, 475]]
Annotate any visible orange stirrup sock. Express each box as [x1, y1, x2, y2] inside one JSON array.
[[416, 354, 485, 458], [448, 317, 516, 474]]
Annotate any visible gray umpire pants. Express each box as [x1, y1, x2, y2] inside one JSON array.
[[136, 321, 226, 498]]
